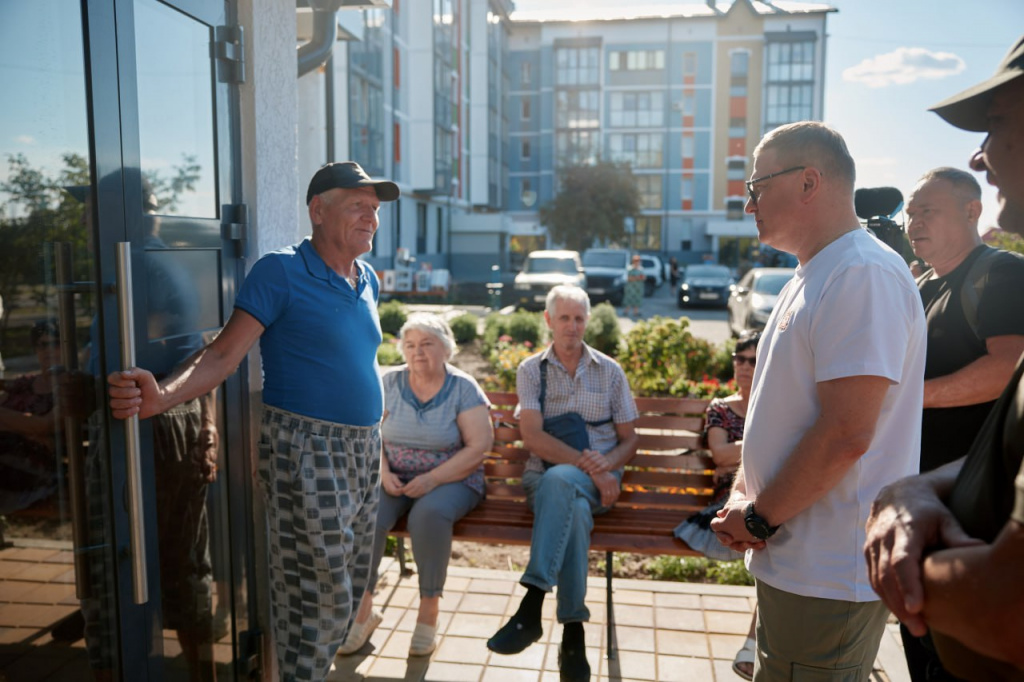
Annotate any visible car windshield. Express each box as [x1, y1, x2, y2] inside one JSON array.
[[583, 251, 628, 268], [641, 258, 657, 268], [754, 273, 793, 294], [686, 265, 730, 279], [525, 257, 577, 275]]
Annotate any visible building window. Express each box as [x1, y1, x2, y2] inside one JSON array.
[[683, 51, 697, 75], [681, 135, 695, 159], [556, 46, 599, 86], [555, 130, 598, 165], [634, 216, 662, 250], [681, 92, 695, 117], [521, 139, 531, 160], [609, 49, 665, 71], [726, 158, 746, 180], [521, 98, 531, 121], [608, 133, 663, 169], [764, 40, 816, 131], [681, 177, 694, 202], [609, 91, 664, 127], [521, 60, 531, 85], [636, 174, 663, 210], [436, 206, 443, 253], [556, 89, 599, 129], [416, 202, 427, 253], [728, 117, 747, 138]]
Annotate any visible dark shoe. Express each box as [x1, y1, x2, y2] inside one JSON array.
[[558, 637, 591, 682], [486, 614, 542, 655]]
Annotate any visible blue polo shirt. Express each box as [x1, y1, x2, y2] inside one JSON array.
[[234, 239, 383, 426]]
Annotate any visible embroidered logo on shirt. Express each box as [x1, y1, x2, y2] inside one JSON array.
[[778, 308, 795, 331]]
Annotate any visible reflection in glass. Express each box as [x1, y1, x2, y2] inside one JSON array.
[[0, 1, 121, 679], [134, 0, 216, 218]]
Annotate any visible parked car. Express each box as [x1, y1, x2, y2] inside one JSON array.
[[678, 264, 733, 308], [512, 249, 586, 310], [638, 255, 664, 297], [582, 248, 630, 305], [727, 267, 796, 336]]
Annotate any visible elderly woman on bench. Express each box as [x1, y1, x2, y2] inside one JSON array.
[[339, 313, 493, 657]]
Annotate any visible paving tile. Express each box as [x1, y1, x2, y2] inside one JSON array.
[[457, 593, 508, 615], [653, 592, 701, 610], [445, 613, 503, 639], [424, 661, 484, 681], [704, 609, 755, 635], [8, 548, 61, 563], [611, 589, 653, 606], [606, 650, 657, 680], [0, 580, 38, 603], [610, 625, 656, 653], [480, 663, 540, 681], [435, 635, 490, 665], [19, 583, 76, 606], [655, 629, 709, 658], [610, 604, 653, 628], [654, 606, 705, 632], [702, 594, 754, 613], [708, 632, 747, 660], [657, 653, 714, 680], [0, 603, 76, 628]]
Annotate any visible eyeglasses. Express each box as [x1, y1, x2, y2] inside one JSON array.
[[732, 354, 756, 367], [745, 166, 806, 205]]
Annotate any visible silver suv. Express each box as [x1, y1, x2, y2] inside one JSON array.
[[513, 250, 586, 311]]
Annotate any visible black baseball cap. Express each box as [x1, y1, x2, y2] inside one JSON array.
[[306, 161, 400, 204], [930, 34, 1024, 132]]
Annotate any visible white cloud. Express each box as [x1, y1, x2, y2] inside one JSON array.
[[842, 47, 965, 88], [15, 135, 35, 145]]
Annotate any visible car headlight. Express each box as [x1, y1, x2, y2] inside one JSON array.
[[614, 274, 627, 286], [681, 283, 690, 291]]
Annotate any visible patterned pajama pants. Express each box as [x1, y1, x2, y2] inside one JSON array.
[[257, 406, 381, 682]]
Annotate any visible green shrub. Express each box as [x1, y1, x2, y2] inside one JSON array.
[[584, 302, 621, 357], [707, 559, 755, 586], [622, 316, 720, 396], [450, 313, 479, 344], [671, 376, 736, 400], [377, 335, 404, 366], [647, 556, 711, 582], [709, 337, 737, 382], [378, 300, 408, 336], [486, 338, 536, 392], [483, 310, 545, 353]]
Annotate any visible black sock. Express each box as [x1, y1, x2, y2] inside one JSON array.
[[515, 584, 545, 625], [562, 621, 585, 647]]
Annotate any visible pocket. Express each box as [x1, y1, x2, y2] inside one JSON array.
[[792, 662, 862, 682]]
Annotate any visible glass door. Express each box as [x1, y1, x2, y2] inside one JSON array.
[[0, 0, 250, 679]]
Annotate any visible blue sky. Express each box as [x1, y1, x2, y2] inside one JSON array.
[[511, 0, 1024, 232]]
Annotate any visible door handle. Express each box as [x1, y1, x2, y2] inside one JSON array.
[[53, 243, 91, 599], [115, 242, 149, 605]]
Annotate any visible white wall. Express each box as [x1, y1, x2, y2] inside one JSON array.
[[407, 0, 435, 191]]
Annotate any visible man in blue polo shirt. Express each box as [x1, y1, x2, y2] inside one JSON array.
[[108, 161, 399, 682]]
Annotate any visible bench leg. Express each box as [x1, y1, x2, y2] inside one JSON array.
[[397, 537, 411, 577], [605, 550, 617, 660]]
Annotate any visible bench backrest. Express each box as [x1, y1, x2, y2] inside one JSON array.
[[483, 391, 715, 516]]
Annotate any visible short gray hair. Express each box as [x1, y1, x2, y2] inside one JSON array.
[[398, 313, 457, 360], [916, 167, 982, 204], [545, 285, 591, 316], [755, 121, 856, 190]]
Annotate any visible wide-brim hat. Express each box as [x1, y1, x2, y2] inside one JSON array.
[[930, 35, 1024, 132], [306, 161, 400, 204]]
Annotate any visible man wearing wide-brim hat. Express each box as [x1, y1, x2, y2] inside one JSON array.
[[865, 36, 1024, 681], [108, 161, 400, 682]]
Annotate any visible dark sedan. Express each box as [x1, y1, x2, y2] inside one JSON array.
[[678, 264, 733, 308]]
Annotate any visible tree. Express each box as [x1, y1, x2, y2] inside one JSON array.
[[539, 159, 641, 252]]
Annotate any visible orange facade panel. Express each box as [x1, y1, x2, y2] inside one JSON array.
[[729, 138, 745, 156], [730, 96, 747, 119], [728, 179, 746, 196], [682, 199, 693, 211], [682, 157, 694, 170]]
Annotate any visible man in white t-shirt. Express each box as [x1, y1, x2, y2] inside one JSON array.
[[710, 121, 926, 680]]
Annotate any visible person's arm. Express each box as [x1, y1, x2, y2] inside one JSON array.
[[923, 334, 1024, 408], [400, 404, 494, 498], [108, 308, 265, 420], [0, 406, 55, 437], [707, 424, 742, 483], [585, 420, 639, 506], [711, 374, 891, 543], [864, 459, 982, 635], [918, 519, 1024, 669]]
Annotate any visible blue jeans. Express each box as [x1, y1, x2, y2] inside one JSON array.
[[521, 465, 619, 623]]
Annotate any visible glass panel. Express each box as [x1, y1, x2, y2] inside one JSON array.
[[0, 1, 122, 679], [134, 0, 217, 218]]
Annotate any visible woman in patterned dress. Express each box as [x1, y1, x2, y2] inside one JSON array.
[[622, 254, 645, 318], [339, 314, 494, 657]]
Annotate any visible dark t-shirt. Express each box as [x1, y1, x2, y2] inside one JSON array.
[[919, 245, 1024, 472], [932, 358, 1024, 681]]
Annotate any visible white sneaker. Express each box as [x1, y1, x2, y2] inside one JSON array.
[[409, 622, 437, 656], [336, 611, 383, 655]]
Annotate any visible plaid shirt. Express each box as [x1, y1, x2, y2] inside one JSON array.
[[516, 343, 638, 473]]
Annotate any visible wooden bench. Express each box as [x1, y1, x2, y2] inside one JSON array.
[[391, 391, 717, 658]]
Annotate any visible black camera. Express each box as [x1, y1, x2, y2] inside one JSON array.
[[855, 186, 912, 259]]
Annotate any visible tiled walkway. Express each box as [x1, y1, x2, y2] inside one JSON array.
[[0, 541, 909, 681], [331, 559, 911, 682]]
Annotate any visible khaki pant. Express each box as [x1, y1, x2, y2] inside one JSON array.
[[755, 580, 889, 682]]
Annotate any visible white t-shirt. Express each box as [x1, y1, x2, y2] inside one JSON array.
[[743, 228, 926, 602]]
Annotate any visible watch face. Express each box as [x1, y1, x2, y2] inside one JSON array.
[[745, 515, 769, 540]]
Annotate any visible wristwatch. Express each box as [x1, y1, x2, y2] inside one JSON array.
[[744, 502, 780, 540]]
